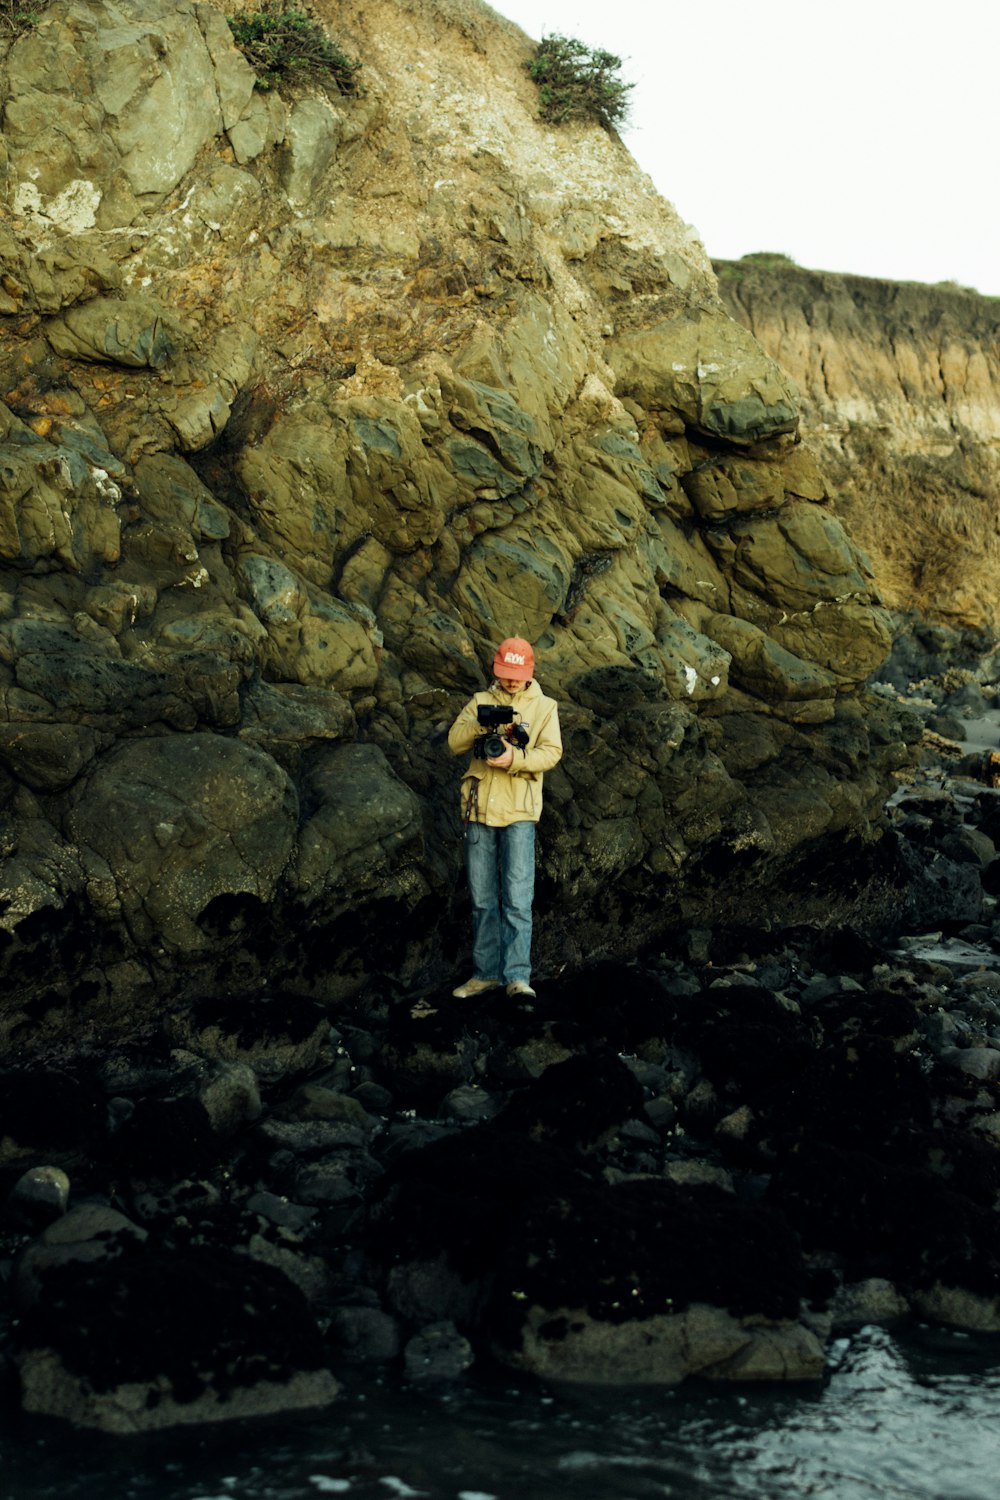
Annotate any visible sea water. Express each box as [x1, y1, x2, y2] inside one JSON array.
[[3, 1324, 1000, 1500]]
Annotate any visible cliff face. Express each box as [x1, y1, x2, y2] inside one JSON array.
[[0, 0, 914, 1042], [716, 261, 1000, 629]]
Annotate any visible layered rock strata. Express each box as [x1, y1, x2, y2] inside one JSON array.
[[0, 0, 915, 1040], [716, 259, 1000, 630]]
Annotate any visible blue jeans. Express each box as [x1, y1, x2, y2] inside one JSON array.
[[464, 821, 536, 985]]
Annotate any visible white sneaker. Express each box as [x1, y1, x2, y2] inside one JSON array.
[[506, 980, 536, 999], [452, 976, 501, 998]]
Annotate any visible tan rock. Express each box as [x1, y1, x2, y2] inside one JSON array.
[[502, 1302, 823, 1385], [607, 311, 799, 444]]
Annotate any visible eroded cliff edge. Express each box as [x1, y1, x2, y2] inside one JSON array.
[[0, 0, 916, 1046], [716, 258, 1000, 631]]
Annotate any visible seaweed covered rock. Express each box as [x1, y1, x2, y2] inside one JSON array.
[[489, 1176, 818, 1386], [15, 1239, 338, 1433]]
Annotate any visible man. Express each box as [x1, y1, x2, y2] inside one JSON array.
[[448, 636, 562, 1000]]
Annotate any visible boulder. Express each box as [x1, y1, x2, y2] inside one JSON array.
[[607, 312, 798, 444], [16, 1243, 338, 1432], [503, 1302, 824, 1385], [65, 734, 298, 952], [290, 743, 425, 906]]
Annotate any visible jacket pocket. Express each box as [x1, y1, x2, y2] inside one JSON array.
[[511, 774, 539, 819]]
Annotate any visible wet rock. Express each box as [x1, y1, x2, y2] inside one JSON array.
[[16, 1242, 338, 1432], [13, 1205, 147, 1311], [198, 1062, 262, 1136], [502, 1302, 822, 1386], [940, 1046, 1000, 1082], [404, 1320, 474, 1384], [286, 1086, 378, 1130], [495, 1055, 644, 1146], [255, 1120, 371, 1157], [244, 1233, 329, 1305], [245, 1192, 317, 1234], [293, 1154, 380, 1207], [440, 1085, 501, 1124], [662, 1160, 735, 1192], [912, 1283, 1000, 1334], [352, 1081, 394, 1114], [111, 1095, 220, 1180], [328, 1305, 401, 1365], [491, 1178, 804, 1367], [829, 1278, 910, 1330], [3, 1167, 71, 1231], [0, 1071, 105, 1168], [386, 1257, 486, 1331], [643, 1095, 677, 1131]]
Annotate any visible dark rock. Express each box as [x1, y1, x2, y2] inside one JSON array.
[[372, 1128, 584, 1296], [245, 1192, 317, 1233], [168, 993, 330, 1079], [0, 1070, 104, 1167], [351, 1081, 394, 1113], [404, 1320, 474, 1383], [491, 1177, 805, 1347], [3, 1166, 70, 1230], [16, 1239, 338, 1432], [110, 1095, 219, 1179], [926, 712, 966, 741], [328, 1305, 401, 1364], [440, 1085, 500, 1123], [495, 1054, 645, 1146], [769, 1139, 1000, 1296], [13, 1204, 147, 1312], [643, 1095, 677, 1131], [293, 1153, 381, 1206]]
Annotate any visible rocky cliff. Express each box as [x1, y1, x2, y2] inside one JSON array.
[[716, 259, 1000, 631], [0, 0, 915, 1045]]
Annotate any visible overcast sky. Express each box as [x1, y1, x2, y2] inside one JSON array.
[[495, 0, 1000, 297]]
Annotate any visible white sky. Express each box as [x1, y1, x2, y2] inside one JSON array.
[[494, 0, 1000, 296]]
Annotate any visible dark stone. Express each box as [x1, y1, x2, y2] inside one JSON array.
[[496, 1054, 645, 1146], [490, 1177, 804, 1348], [16, 1239, 328, 1403], [0, 1070, 104, 1166], [371, 1127, 584, 1289], [111, 1095, 218, 1179], [769, 1140, 1000, 1295]]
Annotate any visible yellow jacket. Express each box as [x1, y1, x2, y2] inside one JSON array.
[[448, 678, 562, 827]]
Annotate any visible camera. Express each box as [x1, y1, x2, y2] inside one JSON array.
[[472, 705, 528, 760]]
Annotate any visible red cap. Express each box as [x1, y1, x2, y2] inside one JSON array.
[[492, 637, 535, 681]]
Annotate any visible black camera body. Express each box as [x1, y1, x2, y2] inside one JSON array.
[[472, 704, 528, 760]]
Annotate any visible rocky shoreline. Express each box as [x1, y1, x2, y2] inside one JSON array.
[[4, 643, 1000, 1431]]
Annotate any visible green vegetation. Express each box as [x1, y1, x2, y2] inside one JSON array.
[[0, 0, 49, 40], [934, 279, 982, 296], [739, 252, 799, 269], [525, 33, 633, 132], [228, 1, 362, 94], [714, 253, 800, 284]]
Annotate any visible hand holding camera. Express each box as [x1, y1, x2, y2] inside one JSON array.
[[472, 705, 529, 764]]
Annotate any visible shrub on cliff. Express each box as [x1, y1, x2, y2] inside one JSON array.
[[228, 1, 362, 94], [526, 33, 633, 131], [0, 0, 49, 40]]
